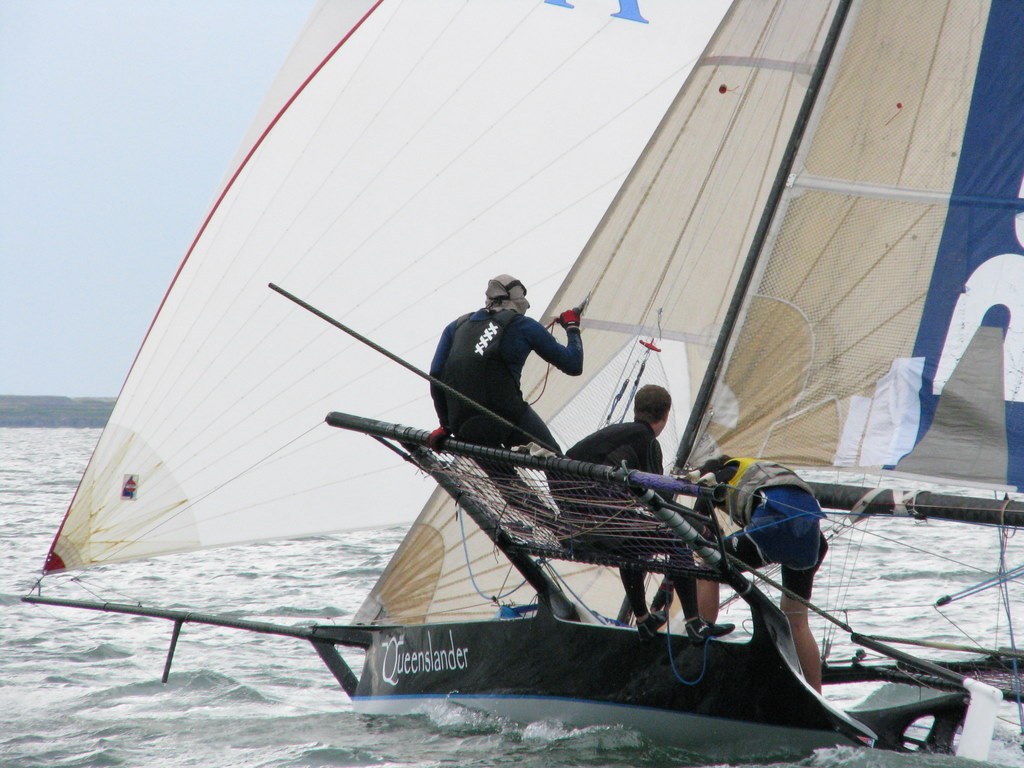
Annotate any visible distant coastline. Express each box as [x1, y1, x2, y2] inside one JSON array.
[[0, 395, 114, 428]]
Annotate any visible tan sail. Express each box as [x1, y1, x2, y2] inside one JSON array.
[[368, 0, 844, 623], [692, 2, 1000, 488]]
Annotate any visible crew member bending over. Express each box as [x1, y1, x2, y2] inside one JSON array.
[[696, 456, 828, 691]]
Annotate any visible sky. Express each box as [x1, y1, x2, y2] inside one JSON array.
[[1, 0, 316, 397]]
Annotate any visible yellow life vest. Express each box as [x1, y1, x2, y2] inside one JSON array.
[[723, 457, 812, 526]]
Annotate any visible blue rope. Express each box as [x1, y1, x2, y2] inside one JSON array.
[[604, 378, 631, 425], [936, 560, 1024, 604], [604, 356, 648, 426], [665, 625, 712, 685], [457, 507, 527, 602], [657, 588, 713, 685], [602, 328, 661, 426]]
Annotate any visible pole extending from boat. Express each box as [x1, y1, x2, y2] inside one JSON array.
[[21, 594, 372, 695], [324, 410, 716, 504], [268, 282, 559, 452], [22, 595, 364, 640], [808, 481, 1024, 529], [866, 634, 1024, 659]]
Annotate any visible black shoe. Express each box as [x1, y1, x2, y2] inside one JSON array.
[[636, 610, 667, 642], [685, 618, 735, 644]]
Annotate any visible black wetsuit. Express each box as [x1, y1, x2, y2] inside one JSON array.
[[566, 421, 662, 474], [430, 308, 582, 450], [565, 420, 670, 619]]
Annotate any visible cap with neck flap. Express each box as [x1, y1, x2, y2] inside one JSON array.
[[485, 274, 530, 314]]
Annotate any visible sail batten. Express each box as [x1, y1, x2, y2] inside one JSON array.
[[703, 55, 816, 75], [792, 175, 952, 204], [794, 173, 1024, 211]]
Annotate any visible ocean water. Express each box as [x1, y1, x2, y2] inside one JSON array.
[[3, 427, 1024, 768]]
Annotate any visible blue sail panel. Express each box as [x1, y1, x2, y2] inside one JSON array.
[[692, 1, 1024, 493], [901, 0, 1024, 489]]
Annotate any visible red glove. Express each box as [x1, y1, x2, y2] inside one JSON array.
[[557, 308, 580, 330], [427, 426, 451, 450]]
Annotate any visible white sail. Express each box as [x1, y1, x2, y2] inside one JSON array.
[[365, 0, 844, 624], [686, 0, 1024, 494], [32, 2, 1024, 757], [45, 0, 731, 572]]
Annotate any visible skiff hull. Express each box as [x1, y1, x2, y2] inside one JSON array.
[[349, 605, 868, 760]]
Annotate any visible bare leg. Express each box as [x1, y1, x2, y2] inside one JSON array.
[[781, 594, 821, 693], [697, 579, 720, 623]]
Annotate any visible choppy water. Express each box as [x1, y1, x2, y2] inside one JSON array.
[[3, 428, 1024, 767]]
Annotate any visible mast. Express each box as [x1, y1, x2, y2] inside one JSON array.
[[675, 0, 854, 469]]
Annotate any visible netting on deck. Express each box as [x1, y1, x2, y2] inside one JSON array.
[[412, 446, 724, 581]]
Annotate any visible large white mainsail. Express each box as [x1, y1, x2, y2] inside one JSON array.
[[44, 1, 732, 572], [683, 0, 1024, 496], [363, 0, 846, 624]]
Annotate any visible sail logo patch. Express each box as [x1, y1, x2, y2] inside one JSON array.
[[380, 631, 469, 686], [474, 322, 500, 355], [908, 0, 1024, 486], [544, 0, 648, 24], [121, 474, 139, 500]]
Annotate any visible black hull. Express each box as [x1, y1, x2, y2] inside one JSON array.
[[22, 594, 971, 758], [350, 605, 870, 760]]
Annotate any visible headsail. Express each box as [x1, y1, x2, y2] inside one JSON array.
[[44, 0, 734, 572], [365, 0, 848, 623], [683, 0, 1024, 494]]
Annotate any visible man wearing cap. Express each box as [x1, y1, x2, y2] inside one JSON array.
[[428, 274, 583, 452]]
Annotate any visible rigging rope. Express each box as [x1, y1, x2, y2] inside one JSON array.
[[998, 526, 1024, 732], [818, 513, 868, 665], [603, 309, 664, 427], [457, 506, 528, 603], [655, 587, 718, 687]]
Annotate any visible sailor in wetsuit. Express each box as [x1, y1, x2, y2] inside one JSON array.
[[695, 456, 828, 690], [565, 385, 734, 643], [428, 274, 583, 452]]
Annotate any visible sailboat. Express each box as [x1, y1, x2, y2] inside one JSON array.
[[24, 0, 1024, 761]]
